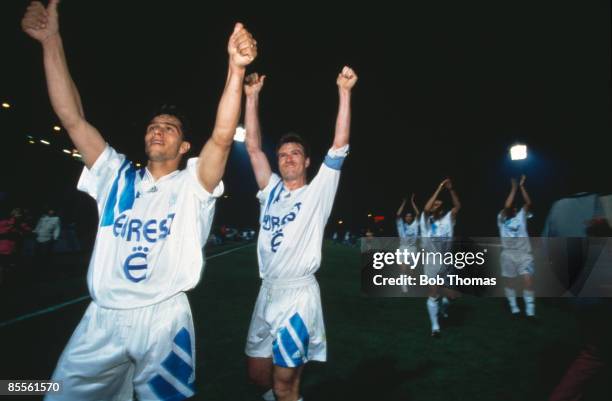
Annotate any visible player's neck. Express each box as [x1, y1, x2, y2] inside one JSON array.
[[146, 159, 180, 181], [283, 176, 306, 191]]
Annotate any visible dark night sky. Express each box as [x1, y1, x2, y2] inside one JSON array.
[[1, 0, 610, 237]]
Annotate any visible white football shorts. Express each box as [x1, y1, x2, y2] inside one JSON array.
[[245, 275, 326, 368], [46, 292, 196, 401]]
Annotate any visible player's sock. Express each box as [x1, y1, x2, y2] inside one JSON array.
[[262, 389, 275, 401], [504, 287, 520, 314], [440, 296, 450, 318], [427, 297, 440, 332], [523, 290, 535, 316]]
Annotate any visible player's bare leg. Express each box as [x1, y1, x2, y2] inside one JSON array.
[[273, 365, 304, 401], [248, 356, 274, 399]]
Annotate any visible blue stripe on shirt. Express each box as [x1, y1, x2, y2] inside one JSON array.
[[324, 154, 346, 170]]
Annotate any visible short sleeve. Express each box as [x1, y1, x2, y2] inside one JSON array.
[[517, 208, 533, 223], [497, 211, 505, 226], [308, 146, 349, 221], [77, 145, 126, 204], [396, 218, 404, 236], [323, 144, 349, 170], [185, 157, 224, 204], [256, 173, 282, 204], [410, 219, 420, 233], [444, 211, 454, 227], [420, 213, 428, 235]]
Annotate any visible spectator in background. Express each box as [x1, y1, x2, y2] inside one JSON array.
[[0, 208, 32, 284], [33, 206, 61, 264], [344, 230, 352, 245]]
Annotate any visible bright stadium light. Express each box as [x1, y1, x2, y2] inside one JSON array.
[[1, 102, 10, 109], [40, 139, 50, 145], [338, 220, 343, 225], [234, 125, 246, 142], [53, 125, 61, 132], [510, 144, 527, 161], [62, 149, 72, 154]]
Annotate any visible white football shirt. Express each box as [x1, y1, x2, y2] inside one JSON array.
[[498, 208, 532, 251], [420, 211, 454, 254], [396, 218, 419, 239], [420, 211, 454, 238], [256, 146, 348, 280], [77, 145, 223, 309]]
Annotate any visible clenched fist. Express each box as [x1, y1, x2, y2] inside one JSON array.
[[336, 66, 358, 92], [22, 0, 60, 43], [244, 73, 266, 97], [228, 23, 257, 69]]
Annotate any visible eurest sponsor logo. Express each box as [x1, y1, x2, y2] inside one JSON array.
[[112, 213, 176, 243]]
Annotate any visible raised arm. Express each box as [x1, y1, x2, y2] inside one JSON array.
[[53, 218, 61, 241], [424, 180, 446, 214], [411, 193, 420, 218], [332, 66, 358, 149], [244, 73, 272, 190], [396, 198, 407, 218], [446, 179, 461, 218], [22, 0, 105, 168], [519, 175, 532, 212], [197, 23, 257, 193], [503, 178, 518, 217]]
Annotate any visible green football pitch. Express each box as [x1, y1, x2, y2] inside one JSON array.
[[0, 241, 609, 400]]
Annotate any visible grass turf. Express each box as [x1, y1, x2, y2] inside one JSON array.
[[0, 241, 609, 400]]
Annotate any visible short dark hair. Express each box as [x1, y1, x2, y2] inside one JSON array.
[[147, 104, 192, 142], [276, 132, 310, 157]]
